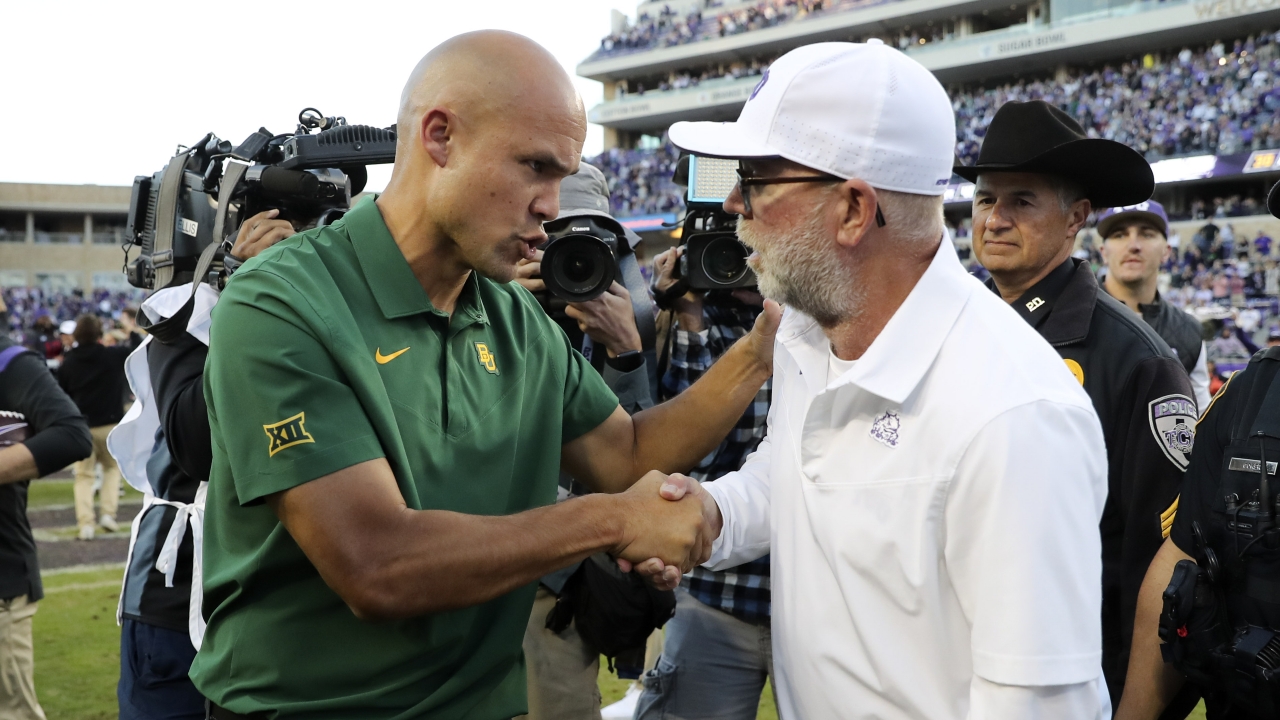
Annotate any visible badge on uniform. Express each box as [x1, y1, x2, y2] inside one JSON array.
[[1148, 395, 1197, 470]]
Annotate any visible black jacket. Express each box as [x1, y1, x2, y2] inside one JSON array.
[[995, 259, 1196, 710], [120, 331, 208, 632], [0, 336, 92, 601], [1139, 292, 1204, 378], [57, 343, 131, 427]]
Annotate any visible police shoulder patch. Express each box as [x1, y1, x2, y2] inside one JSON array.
[[263, 412, 315, 458], [1148, 394, 1197, 471]]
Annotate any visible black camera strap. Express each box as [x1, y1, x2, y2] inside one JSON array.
[[150, 149, 196, 291]]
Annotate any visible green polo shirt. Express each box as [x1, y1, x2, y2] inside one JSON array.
[[190, 197, 619, 719]]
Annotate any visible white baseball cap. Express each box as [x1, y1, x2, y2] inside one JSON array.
[[668, 41, 956, 196]]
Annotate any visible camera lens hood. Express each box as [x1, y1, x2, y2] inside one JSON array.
[[542, 233, 617, 303]]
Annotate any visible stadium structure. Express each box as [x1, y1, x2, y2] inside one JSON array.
[[577, 0, 1280, 254]]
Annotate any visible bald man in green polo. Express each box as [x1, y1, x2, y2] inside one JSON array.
[[190, 31, 778, 720]]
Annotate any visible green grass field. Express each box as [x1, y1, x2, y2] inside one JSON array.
[[29, 563, 1197, 720], [27, 478, 143, 510]]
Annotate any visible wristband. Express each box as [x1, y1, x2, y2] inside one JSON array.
[[606, 349, 644, 373]]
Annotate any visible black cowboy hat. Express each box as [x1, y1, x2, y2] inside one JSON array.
[[953, 100, 1154, 208], [1269, 178, 1280, 220]]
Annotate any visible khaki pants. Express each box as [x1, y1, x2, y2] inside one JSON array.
[[518, 586, 602, 720], [74, 424, 120, 530], [0, 596, 45, 720]]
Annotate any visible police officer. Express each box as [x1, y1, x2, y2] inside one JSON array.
[[1098, 201, 1212, 411], [958, 100, 1198, 714], [1117, 179, 1280, 720]]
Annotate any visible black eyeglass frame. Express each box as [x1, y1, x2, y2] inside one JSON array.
[[734, 169, 887, 227]]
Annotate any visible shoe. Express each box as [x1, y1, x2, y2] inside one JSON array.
[[78, 525, 94, 541], [99, 515, 119, 533], [601, 683, 643, 719]]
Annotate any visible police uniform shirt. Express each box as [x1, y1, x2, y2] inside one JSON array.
[[1168, 348, 1280, 719], [992, 257, 1197, 708], [192, 196, 620, 719], [1100, 285, 1211, 412], [704, 240, 1111, 719]]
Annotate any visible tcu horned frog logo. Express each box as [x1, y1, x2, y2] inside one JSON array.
[[870, 411, 901, 448], [1148, 395, 1197, 470]]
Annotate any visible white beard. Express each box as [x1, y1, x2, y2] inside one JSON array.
[[737, 210, 862, 327]]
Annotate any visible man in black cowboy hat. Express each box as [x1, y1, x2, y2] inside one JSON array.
[[958, 100, 1198, 716]]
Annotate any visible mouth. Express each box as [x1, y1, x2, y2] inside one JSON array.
[[517, 235, 543, 261]]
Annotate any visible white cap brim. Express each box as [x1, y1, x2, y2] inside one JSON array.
[[668, 120, 779, 159]]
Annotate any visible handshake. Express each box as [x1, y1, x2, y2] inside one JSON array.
[[611, 471, 723, 590]]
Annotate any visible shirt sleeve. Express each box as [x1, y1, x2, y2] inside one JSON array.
[[147, 331, 212, 482], [557, 329, 620, 443], [602, 360, 653, 416], [660, 324, 713, 399], [968, 674, 1110, 720], [946, 400, 1108, 687], [1114, 356, 1196, 659], [702, 404, 776, 570], [3, 353, 92, 476], [1190, 342, 1212, 413], [204, 269, 385, 505], [1170, 369, 1237, 555]]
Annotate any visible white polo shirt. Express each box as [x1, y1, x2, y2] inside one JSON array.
[[703, 239, 1111, 719]]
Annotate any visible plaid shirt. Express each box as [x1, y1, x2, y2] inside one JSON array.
[[661, 301, 772, 622]]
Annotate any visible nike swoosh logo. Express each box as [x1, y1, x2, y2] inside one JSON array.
[[375, 347, 410, 364]]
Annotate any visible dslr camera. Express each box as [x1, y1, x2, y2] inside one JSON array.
[[124, 108, 396, 291], [675, 156, 756, 290], [538, 215, 628, 306]]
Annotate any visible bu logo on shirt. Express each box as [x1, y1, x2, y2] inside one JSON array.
[[263, 412, 315, 457], [475, 342, 498, 375], [870, 411, 901, 448]]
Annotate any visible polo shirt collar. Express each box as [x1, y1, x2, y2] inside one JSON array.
[[346, 197, 488, 325], [986, 258, 1096, 345], [780, 237, 975, 405]]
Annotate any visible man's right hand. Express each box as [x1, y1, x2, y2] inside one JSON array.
[[617, 473, 724, 590], [653, 246, 706, 331], [612, 471, 714, 580], [232, 209, 296, 260], [515, 249, 545, 293]]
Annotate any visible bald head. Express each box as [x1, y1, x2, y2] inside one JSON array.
[[379, 31, 589, 288], [396, 30, 583, 154]]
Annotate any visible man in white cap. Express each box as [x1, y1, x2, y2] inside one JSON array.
[[646, 41, 1112, 718]]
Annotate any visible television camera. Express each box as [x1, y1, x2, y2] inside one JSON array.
[[674, 155, 756, 290], [124, 108, 396, 291]]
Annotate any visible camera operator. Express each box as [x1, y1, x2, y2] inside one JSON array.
[[634, 247, 775, 720], [0, 295, 92, 720], [110, 210, 295, 720], [513, 162, 659, 720], [1117, 180, 1280, 720]]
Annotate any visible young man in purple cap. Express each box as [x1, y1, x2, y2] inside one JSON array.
[[1098, 201, 1211, 410], [648, 41, 1111, 719], [957, 100, 1198, 717]]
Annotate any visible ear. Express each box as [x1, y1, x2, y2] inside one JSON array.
[[834, 178, 879, 250], [419, 108, 453, 169], [1065, 198, 1091, 239]]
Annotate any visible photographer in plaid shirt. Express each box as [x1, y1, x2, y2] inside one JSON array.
[[635, 246, 775, 720]]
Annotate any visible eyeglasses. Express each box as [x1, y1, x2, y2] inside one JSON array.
[[735, 167, 887, 228]]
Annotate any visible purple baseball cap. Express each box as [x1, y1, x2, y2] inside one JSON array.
[[1096, 200, 1169, 239]]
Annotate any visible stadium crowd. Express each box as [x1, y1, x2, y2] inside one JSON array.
[[593, 0, 872, 58], [3, 287, 144, 353], [595, 31, 1280, 221]]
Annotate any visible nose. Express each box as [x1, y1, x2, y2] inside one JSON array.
[[531, 185, 560, 225], [724, 184, 748, 218], [984, 202, 1013, 232]]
